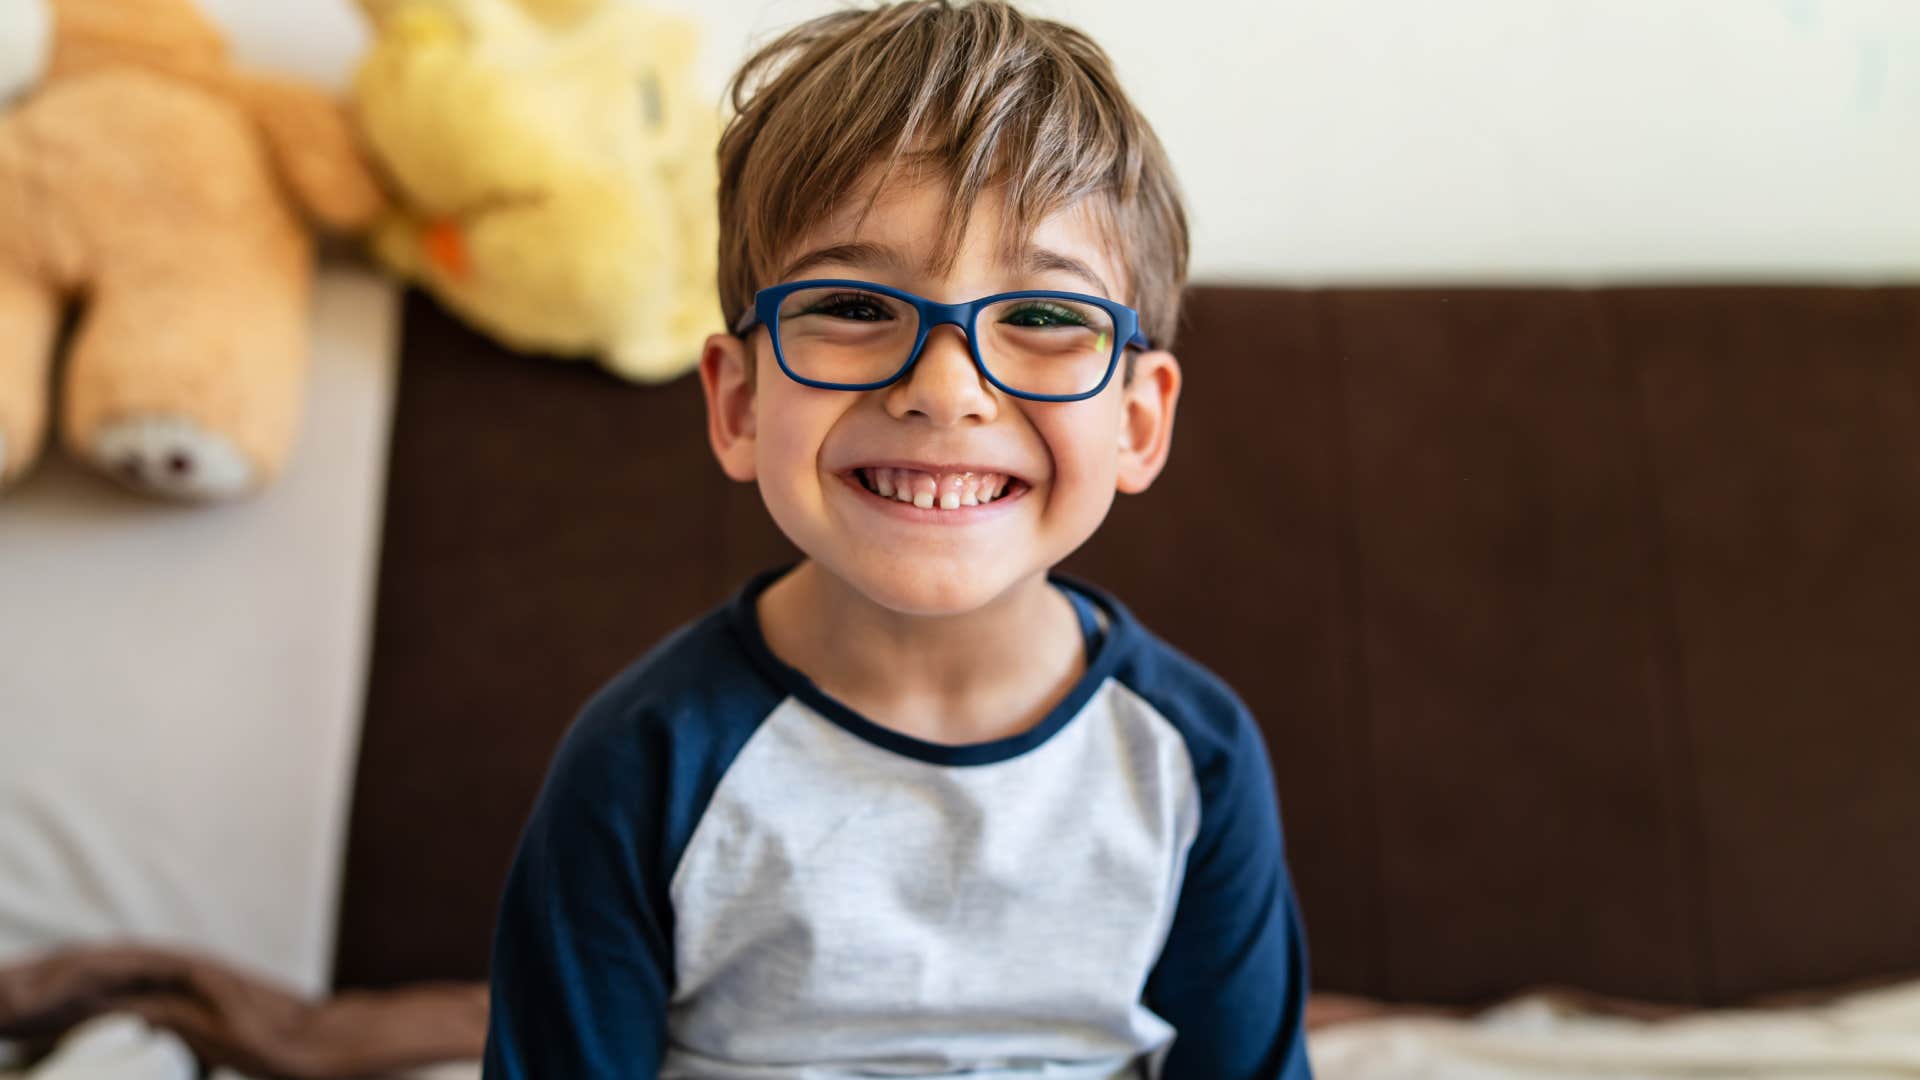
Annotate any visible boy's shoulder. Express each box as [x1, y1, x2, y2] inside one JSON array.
[[556, 577, 782, 765], [1066, 575, 1271, 774]]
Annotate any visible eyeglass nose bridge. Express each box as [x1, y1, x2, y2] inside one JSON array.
[[886, 301, 994, 391]]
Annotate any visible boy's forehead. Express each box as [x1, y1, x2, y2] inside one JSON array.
[[776, 238, 1117, 299], [770, 170, 1129, 299]]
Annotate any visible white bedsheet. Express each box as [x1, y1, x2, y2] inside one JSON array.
[[1311, 977, 1920, 1079]]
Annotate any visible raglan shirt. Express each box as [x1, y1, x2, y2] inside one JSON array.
[[482, 564, 1313, 1080]]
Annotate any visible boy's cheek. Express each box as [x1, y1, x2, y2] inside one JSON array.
[[1031, 403, 1123, 474], [752, 414, 827, 490]]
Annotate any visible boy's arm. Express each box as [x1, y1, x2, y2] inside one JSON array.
[[1144, 709, 1314, 1080], [482, 706, 674, 1078]]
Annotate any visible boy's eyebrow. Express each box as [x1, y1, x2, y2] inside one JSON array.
[[778, 241, 1112, 297], [778, 241, 911, 283], [1016, 249, 1111, 298]]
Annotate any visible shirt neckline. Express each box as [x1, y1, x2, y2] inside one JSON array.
[[725, 562, 1133, 767]]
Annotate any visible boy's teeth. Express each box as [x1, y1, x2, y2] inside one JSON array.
[[937, 471, 970, 509], [861, 467, 1014, 509]]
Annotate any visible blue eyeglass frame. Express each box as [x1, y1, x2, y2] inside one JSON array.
[[731, 278, 1153, 403]]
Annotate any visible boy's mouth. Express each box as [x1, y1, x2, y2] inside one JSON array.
[[847, 466, 1030, 510]]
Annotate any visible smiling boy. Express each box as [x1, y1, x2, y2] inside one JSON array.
[[482, 3, 1312, 1078]]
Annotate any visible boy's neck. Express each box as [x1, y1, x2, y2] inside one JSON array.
[[755, 559, 1088, 747]]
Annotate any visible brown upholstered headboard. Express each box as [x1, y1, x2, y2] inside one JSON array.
[[333, 285, 1920, 1006]]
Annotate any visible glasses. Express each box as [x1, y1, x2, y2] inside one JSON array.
[[732, 279, 1152, 402]]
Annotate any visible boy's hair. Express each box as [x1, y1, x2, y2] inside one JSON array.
[[716, 0, 1190, 359]]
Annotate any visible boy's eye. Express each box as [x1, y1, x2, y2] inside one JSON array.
[[797, 292, 896, 322], [999, 301, 1091, 329]]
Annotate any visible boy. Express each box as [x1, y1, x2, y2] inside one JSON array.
[[482, 2, 1313, 1077]]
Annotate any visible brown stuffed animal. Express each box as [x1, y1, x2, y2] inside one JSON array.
[[0, 0, 386, 500]]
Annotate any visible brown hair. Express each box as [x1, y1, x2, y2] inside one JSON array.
[[716, 0, 1190, 359]]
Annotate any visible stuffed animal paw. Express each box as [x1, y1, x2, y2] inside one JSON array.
[[351, 0, 721, 384], [0, 0, 385, 501]]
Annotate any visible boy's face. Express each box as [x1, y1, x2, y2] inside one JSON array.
[[699, 171, 1182, 617]]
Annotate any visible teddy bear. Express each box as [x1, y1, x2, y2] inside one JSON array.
[[351, 0, 720, 384], [0, 0, 386, 500]]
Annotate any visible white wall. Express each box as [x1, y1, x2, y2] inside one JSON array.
[[207, 0, 1920, 284]]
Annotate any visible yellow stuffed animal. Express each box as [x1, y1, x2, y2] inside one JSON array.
[[352, 0, 720, 383], [0, 0, 385, 500]]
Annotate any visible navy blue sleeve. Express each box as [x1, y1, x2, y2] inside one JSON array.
[[481, 695, 675, 1078], [481, 611, 780, 1079], [1142, 695, 1314, 1080]]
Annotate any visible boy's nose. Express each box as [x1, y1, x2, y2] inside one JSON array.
[[885, 324, 998, 425]]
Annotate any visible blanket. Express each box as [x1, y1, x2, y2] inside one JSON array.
[[0, 944, 484, 1078]]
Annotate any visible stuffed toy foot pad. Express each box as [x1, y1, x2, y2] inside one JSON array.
[[90, 416, 255, 500]]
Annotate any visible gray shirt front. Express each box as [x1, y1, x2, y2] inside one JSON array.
[[483, 565, 1313, 1079]]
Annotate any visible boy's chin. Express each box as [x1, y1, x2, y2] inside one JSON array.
[[818, 553, 1032, 618]]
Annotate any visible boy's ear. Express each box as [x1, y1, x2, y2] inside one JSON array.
[[698, 332, 758, 482], [1114, 349, 1181, 495]]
